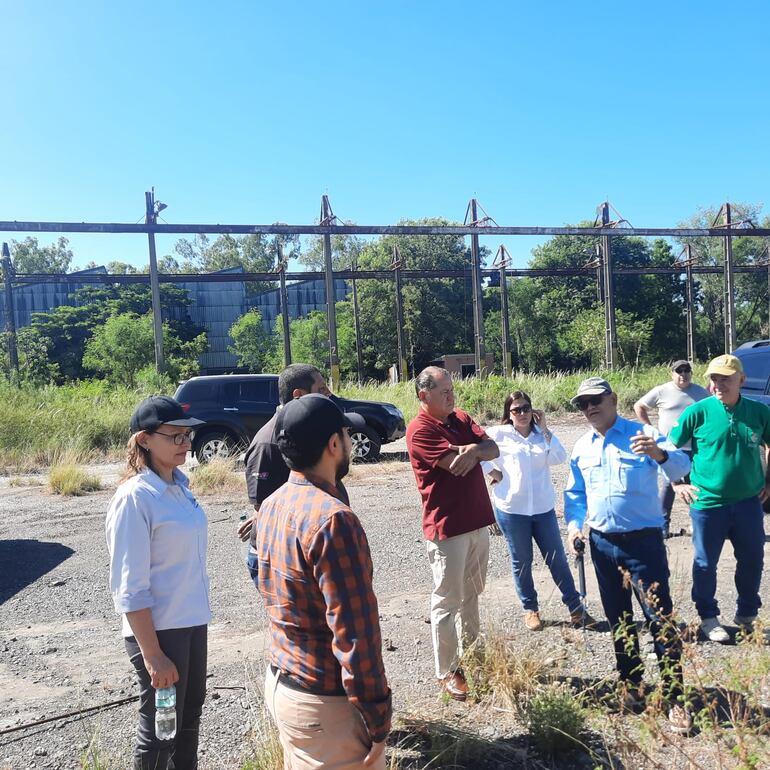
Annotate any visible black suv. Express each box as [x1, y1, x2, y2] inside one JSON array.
[[173, 374, 406, 463]]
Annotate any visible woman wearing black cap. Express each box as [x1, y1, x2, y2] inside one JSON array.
[[105, 396, 210, 770]]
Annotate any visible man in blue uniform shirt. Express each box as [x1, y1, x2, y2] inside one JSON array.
[[564, 377, 692, 733]]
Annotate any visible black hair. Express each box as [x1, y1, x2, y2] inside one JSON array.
[[501, 390, 533, 427], [278, 364, 322, 405], [414, 366, 450, 398], [278, 428, 346, 471]]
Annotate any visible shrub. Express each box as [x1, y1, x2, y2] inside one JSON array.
[[522, 684, 586, 756], [189, 457, 244, 495], [48, 463, 101, 496]]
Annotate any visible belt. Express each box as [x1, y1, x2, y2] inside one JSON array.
[[590, 527, 660, 544], [270, 663, 345, 696]]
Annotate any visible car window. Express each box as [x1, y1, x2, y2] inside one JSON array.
[[222, 382, 239, 403], [240, 380, 273, 402], [740, 354, 770, 394], [177, 380, 219, 402]]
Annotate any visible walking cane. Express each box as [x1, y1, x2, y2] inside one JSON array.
[[573, 537, 594, 652]]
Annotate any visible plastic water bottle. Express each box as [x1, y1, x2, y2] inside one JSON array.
[[155, 685, 177, 740]]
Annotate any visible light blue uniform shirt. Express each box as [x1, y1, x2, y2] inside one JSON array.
[[564, 416, 691, 533]]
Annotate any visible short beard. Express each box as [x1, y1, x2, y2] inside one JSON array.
[[336, 455, 350, 482]]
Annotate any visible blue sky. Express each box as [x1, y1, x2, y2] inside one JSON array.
[[2, 1, 769, 270]]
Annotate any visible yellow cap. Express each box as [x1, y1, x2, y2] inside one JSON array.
[[705, 354, 743, 376]]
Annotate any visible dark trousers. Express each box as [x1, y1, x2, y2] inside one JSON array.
[[589, 529, 683, 703], [659, 449, 692, 533], [690, 496, 764, 619], [125, 625, 208, 770]]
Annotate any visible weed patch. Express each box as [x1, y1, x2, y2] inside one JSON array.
[[189, 457, 244, 496], [48, 463, 101, 496]]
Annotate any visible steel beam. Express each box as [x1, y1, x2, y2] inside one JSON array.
[[3, 220, 770, 238], [321, 196, 340, 389], [684, 245, 696, 362], [468, 200, 487, 377], [1, 243, 18, 379], [723, 203, 737, 352], [277, 244, 292, 367]]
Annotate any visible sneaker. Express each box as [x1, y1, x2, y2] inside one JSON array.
[[668, 704, 692, 735], [733, 614, 757, 632], [569, 608, 600, 629], [700, 617, 730, 643], [523, 610, 543, 631]]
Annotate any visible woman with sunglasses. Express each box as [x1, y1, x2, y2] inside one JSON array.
[[483, 391, 594, 631], [106, 396, 210, 770]]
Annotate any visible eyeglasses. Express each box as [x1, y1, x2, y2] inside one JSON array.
[[153, 431, 193, 446], [575, 394, 605, 411], [510, 404, 532, 415], [674, 366, 692, 374]]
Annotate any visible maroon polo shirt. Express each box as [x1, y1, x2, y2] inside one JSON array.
[[406, 408, 494, 541]]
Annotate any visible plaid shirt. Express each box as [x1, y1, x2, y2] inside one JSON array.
[[255, 470, 392, 743]]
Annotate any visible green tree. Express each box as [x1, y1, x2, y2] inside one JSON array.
[[11, 237, 73, 273], [83, 312, 207, 385], [29, 283, 204, 381], [299, 235, 365, 271], [228, 309, 275, 372], [676, 203, 769, 356]]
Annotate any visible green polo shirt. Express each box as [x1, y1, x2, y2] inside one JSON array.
[[668, 395, 770, 509]]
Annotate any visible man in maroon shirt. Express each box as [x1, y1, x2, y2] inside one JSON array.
[[406, 366, 499, 701]]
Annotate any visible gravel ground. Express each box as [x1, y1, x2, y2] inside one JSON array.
[[0, 415, 768, 769]]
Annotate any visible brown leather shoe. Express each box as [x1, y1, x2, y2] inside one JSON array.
[[524, 610, 543, 631], [570, 608, 600, 629], [439, 670, 468, 702]]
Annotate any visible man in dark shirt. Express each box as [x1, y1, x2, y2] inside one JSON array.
[[238, 364, 345, 582], [406, 366, 499, 701], [256, 394, 391, 768]]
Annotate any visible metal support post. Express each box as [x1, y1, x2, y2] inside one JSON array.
[[684, 244, 696, 362], [321, 196, 340, 389], [392, 246, 409, 383], [468, 199, 487, 377], [1, 243, 19, 379], [350, 259, 363, 384], [144, 190, 166, 373], [497, 245, 513, 377], [723, 203, 737, 352], [277, 243, 292, 367], [599, 203, 617, 369]]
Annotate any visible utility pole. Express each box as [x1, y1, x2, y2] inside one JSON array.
[[145, 189, 166, 373], [468, 199, 487, 377], [495, 245, 513, 377], [277, 242, 292, 367], [723, 202, 737, 352], [320, 196, 340, 389], [1, 243, 18, 380], [392, 246, 408, 383], [350, 256, 363, 384], [599, 202, 617, 369], [684, 244, 696, 362]]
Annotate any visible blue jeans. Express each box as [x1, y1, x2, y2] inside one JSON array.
[[590, 529, 682, 702], [690, 496, 765, 620], [494, 508, 581, 614], [246, 548, 259, 585]]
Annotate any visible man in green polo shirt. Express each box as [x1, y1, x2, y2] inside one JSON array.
[[669, 354, 770, 643]]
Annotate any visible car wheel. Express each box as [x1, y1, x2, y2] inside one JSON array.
[[350, 427, 381, 463], [194, 431, 240, 464]]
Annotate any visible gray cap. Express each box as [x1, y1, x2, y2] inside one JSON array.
[[570, 377, 613, 406], [671, 359, 690, 371]]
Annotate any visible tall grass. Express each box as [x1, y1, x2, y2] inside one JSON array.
[[340, 364, 709, 425], [0, 365, 706, 471]]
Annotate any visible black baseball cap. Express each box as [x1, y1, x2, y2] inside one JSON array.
[[276, 394, 365, 456], [671, 360, 691, 371], [130, 395, 205, 433]]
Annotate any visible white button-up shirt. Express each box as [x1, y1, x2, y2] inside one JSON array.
[[106, 468, 211, 637], [482, 424, 567, 516]]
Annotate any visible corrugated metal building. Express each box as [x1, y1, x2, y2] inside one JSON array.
[[1, 267, 348, 373]]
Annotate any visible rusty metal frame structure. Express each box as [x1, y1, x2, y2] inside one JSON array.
[[3, 195, 770, 386]]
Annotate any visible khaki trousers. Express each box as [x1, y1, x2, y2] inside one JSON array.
[[264, 666, 384, 770], [426, 527, 489, 678]]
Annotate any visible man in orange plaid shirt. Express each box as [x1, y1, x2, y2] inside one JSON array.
[[255, 394, 392, 769]]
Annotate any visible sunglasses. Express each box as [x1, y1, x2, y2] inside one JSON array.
[[575, 394, 605, 411], [510, 404, 532, 415], [674, 366, 692, 374]]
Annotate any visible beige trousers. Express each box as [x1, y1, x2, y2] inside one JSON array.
[[264, 666, 384, 770], [426, 526, 490, 678]]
